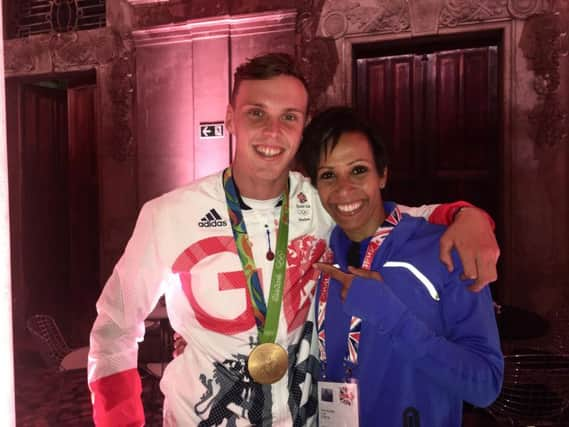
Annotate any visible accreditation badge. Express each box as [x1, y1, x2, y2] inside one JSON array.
[[318, 381, 360, 427]]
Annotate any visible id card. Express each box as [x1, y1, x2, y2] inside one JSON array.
[[318, 381, 359, 427]]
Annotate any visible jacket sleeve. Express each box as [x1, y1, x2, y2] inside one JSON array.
[[399, 201, 495, 228], [343, 262, 503, 407], [88, 201, 167, 426]]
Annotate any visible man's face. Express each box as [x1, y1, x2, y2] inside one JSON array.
[[226, 75, 308, 192]]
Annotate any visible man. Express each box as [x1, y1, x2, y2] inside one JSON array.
[[88, 53, 499, 426]]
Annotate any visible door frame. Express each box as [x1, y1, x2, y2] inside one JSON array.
[[340, 22, 513, 303]]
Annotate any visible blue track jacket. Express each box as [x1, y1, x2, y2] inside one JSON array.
[[317, 203, 504, 427]]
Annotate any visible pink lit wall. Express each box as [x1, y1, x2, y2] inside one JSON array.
[[0, 2, 16, 425], [133, 10, 297, 204]]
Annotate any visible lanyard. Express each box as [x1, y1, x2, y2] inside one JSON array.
[[318, 207, 401, 377], [223, 168, 289, 345]]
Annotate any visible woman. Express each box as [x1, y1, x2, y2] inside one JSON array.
[[296, 107, 503, 427]]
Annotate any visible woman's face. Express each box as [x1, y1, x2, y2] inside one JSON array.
[[316, 131, 387, 242]]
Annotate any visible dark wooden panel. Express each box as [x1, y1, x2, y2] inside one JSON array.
[[367, 60, 389, 130], [463, 48, 490, 169], [432, 47, 499, 215], [21, 85, 70, 321], [391, 56, 414, 174], [356, 44, 499, 216], [435, 50, 462, 171], [358, 55, 423, 204], [67, 85, 99, 343]]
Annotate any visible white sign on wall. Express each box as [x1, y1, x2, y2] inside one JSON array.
[[199, 122, 224, 139]]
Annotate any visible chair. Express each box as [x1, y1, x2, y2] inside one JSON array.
[[487, 353, 569, 426], [26, 314, 89, 372]]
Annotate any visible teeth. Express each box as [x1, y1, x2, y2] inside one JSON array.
[[255, 146, 283, 157], [337, 202, 362, 213]]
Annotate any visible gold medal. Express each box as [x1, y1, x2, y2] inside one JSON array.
[[247, 343, 288, 384]]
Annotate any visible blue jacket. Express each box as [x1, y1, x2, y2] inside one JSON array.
[[317, 204, 503, 427]]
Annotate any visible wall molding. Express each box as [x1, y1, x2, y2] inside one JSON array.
[[132, 9, 297, 47]]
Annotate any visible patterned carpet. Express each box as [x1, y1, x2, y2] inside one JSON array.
[[15, 350, 164, 427]]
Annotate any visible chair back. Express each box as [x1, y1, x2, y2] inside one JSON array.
[[488, 353, 569, 426], [26, 314, 71, 370]]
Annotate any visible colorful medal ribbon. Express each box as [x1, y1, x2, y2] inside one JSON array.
[[223, 167, 289, 344], [317, 206, 401, 367]]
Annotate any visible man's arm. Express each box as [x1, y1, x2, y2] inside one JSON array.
[[89, 202, 165, 426], [399, 201, 500, 291], [438, 206, 499, 291]]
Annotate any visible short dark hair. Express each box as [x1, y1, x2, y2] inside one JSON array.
[[231, 52, 309, 106], [297, 106, 389, 186]]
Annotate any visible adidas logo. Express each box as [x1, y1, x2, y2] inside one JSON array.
[[198, 208, 227, 228]]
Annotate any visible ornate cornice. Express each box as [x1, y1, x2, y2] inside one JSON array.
[[439, 0, 510, 27], [439, 0, 546, 27], [507, 0, 543, 19], [49, 31, 115, 72], [5, 28, 115, 75], [319, 0, 410, 38], [312, 0, 548, 37]]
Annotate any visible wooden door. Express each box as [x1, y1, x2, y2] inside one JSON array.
[[9, 80, 99, 345], [20, 85, 71, 324], [356, 46, 500, 221], [67, 85, 99, 343]]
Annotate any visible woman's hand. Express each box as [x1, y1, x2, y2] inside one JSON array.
[[315, 263, 383, 301]]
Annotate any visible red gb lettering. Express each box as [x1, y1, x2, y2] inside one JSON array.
[[172, 236, 255, 334], [172, 235, 329, 335]]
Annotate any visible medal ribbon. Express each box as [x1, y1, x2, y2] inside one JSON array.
[[223, 167, 289, 344], [317, 207, 401, 368]]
